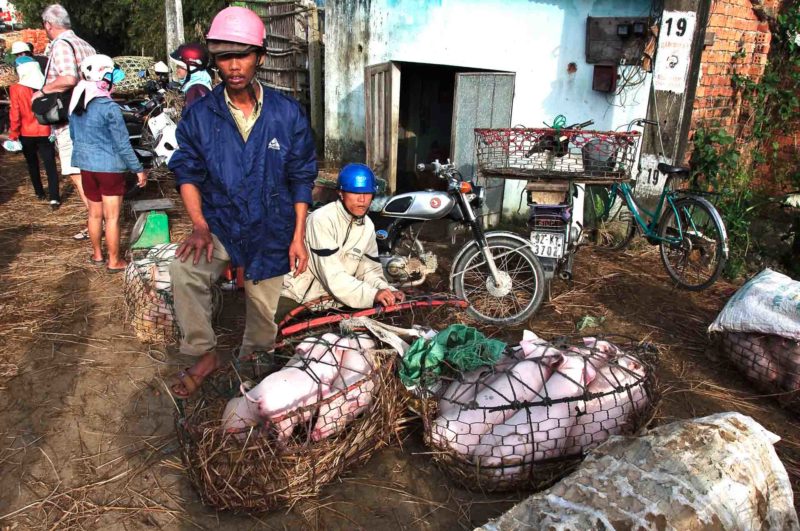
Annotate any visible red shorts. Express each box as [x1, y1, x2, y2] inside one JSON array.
[[81, 170, 126, 202]]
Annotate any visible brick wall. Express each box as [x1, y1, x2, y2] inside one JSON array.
[[690, 0, 774, 138], [688, 0, 800, 190]]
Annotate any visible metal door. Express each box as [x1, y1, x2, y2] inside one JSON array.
[[451, 73, 515, 226], [364, 62, 401, 193]]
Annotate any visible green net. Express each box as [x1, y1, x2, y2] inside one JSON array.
[[399, 324, 506, 388]]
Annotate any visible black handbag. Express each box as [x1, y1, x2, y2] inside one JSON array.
[[32, 39, 76, 126]]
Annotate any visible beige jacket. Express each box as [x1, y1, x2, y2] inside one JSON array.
[[282, 200, 392, 308]]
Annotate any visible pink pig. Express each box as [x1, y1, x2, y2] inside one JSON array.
[[242, 333, 348, 442], [563, 355, 648, 456], [432, 357, 554, 455], [310, 335, 376, 440], [474, 353, 597, 471]]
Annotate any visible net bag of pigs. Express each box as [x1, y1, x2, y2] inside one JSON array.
[[174, 330, 405, 512], [417, 331, 658, 491], [709, 270, 800, 411], [124, 243, 182, 344]]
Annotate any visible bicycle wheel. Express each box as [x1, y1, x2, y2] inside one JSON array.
[[585, 185, 636, 250], [658, 197, 727, 290], [452, 235, 546, 326]]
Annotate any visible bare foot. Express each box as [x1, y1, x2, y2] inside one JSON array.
[[171, 352, 224, 398]]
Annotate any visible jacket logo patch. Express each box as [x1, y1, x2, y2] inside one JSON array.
[[268, 138, 281, 150]]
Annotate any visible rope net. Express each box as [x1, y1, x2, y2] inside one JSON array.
[[420, 333, 658, 491], [124, 243, 219, 344]]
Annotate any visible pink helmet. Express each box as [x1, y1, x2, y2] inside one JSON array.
[[206, 6, 265, 47]]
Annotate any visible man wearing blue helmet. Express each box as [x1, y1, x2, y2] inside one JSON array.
[[280, 163, 405, 315]]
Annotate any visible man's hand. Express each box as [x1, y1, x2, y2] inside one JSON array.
[[374, 288, 399, 307], [393, 289, 407, 303], [289, 237, 308, 276], [177, 226, 214, 265], [136, 171, 147, 188], [32, 90, 43, 100]]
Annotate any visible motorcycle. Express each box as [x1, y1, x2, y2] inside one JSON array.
[[370, 160, 546, 325], [117, 80, 179, 168]]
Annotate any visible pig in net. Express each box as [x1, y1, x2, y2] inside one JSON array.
[[420, 332, 658, 491], [717, 332, 800, 411], [175, 297, 464, 511], [124, 243, 221, 344]]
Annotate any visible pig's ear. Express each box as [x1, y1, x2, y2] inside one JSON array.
[[582, 337, 597, 348], [522, 330, 535, 342], [584, 361, 597, 386], [544, 352, 565, 369]]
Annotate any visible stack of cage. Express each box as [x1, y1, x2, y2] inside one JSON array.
[[474, 128, 640, 184], [419, 334, 658, 491], [175, 331, 406, 512]]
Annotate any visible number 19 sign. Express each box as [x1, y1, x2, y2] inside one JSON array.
[[654, 11, 696, 94]]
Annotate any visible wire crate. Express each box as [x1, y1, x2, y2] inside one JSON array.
[[474, 128, 640, 184]]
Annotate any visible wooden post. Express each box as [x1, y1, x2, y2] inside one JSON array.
[[308, 5, 324, 156], [165, 0, 185, 59]]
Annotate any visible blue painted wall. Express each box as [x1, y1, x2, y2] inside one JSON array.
[[325, 0, 654, 213]]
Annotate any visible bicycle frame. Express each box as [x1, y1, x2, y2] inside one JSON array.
[[608, 180, 687, 246]]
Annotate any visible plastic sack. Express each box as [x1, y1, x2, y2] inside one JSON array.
[[2, 140, 22, 152], [708, 268, 800, 340]]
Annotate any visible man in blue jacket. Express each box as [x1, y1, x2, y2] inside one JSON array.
[[168, 6, 316, 398]]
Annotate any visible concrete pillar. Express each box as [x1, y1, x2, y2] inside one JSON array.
[[165, 0, 185, 59]]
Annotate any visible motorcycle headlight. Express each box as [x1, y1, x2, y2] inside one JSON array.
[[470, 185, 485, 208]]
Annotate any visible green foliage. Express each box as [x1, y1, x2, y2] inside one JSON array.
[[12, 0, 225, 58], [690, 126, 752, 279], [730, 4, 800, 179], [689, 126, 739, 190]]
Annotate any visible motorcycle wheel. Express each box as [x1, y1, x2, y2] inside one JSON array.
[[452, 235, 546, 326]]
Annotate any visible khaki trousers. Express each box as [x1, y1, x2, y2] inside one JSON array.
[[170, 233, 283, 359]]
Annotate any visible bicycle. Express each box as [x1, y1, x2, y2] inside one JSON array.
[[586, 119, 729, 290]]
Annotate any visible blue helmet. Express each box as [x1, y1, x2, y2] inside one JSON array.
[[338, 163, 377, 194]]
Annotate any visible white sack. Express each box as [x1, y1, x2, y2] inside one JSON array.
[[479, 412, 799, 531], [708, 269, 800, 340]]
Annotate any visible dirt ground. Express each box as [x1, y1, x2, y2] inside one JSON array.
[[0, 152, 799, 530]]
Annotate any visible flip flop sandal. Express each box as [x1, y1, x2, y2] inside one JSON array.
[[88, 257, 105, 266], [171, 369, 200, 399], [107, 266, 126, 274]]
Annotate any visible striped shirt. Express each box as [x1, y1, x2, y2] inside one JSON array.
[[44, 30, 96, 85]]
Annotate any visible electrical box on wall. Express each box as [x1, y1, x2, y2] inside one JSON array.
[[586, 16, 651, 65], [592, 65, 617, 93]]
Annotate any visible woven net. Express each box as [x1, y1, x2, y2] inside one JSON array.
[[123, 243, 219, 344], [176, 332, 405, 512], [717, 332, 800, 410], [419, 334, 658, 491], [0, 64, 18, 88], [112, 56, 156, 96]]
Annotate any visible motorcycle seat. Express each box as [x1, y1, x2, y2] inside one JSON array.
[[657, 163, 690, 176]]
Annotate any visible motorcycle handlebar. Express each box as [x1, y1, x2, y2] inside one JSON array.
[[416, 163, 436, 173], [565, 119, 594, 130]]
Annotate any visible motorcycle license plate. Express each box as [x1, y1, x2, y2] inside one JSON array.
[[530, 231, 565, 259]]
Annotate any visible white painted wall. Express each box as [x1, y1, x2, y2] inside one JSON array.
[[325, 0, 654, 216]]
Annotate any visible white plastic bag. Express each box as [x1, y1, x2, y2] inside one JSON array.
[[2, 140, 22, 152], [708, 269, 800, 340]]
